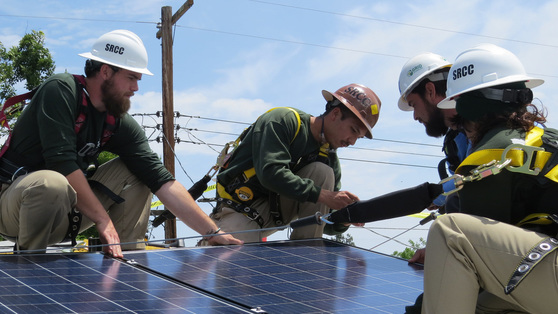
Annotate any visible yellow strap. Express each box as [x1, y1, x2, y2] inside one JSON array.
[[525, 125, 544, 146], [242, 167, 256, 181], [455, 127, 558, 182], [217, 182, 235, 200], [457, 149, 550, 171], [265, 107, 302, 143], [238, 107, 303, 182], [517, 213, 554, 226]]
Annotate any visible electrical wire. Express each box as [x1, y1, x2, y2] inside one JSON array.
[[248, 0, 558, 49]]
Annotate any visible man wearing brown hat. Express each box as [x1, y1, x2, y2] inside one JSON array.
[[209, 84, 382, 243]]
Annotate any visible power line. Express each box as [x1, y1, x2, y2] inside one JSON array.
[[176, 25, 410, 59], [134, 112, 444, 158], [139, 123, 443, 169], [181, 127, 443, 157], [4, 11, 558, 78], [172, 114, 442, 148], [0, 14, 155, 25], [340, 157, 437, 169], [249, 0, 558, 49], [150, 136, 440, 170]]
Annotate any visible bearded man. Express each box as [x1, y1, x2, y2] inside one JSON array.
[[0, 29, 242, 256]]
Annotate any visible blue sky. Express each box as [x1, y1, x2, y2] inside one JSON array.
[[2, 0, 558, 254]]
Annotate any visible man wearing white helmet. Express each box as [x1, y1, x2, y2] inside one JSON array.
[[398, 52, 469, 212], [209, 84, 381, 243], [422, 44, 558, 313], [0, 29, 242, 257]]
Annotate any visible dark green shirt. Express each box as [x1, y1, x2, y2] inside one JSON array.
[[5, 73, 173, 193], [218, 107, 342, 204]]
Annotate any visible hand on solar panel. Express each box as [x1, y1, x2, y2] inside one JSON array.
[[206, 229, 244, 246], [97, 219, 123, 258], [156, 180, 244, 246], [408, 248, 425, 264]]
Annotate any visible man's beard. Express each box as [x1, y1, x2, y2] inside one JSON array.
[[101, 77, 131, 118], [424, 102, 448, 138]]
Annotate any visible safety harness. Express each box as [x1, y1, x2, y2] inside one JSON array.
[[0, 75, 117, 163], [0, 74, 119, 246], [215, 107, 332, 228], [440, 126, 558, 294]]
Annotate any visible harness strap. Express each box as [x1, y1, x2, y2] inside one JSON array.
[[0, 91, 37, 158], [216, 197, 265, 228], [0, 157, 30, 184], [517, 213, 558, 227], [72, 75, 117, 147], [456, 127, 558, 182], [88, 180, 125, 204], [265, 107, 302, 143], [65, 207, 82, 246], [268, 193, 283, 226], [504, 236, 558, 294], [0, 90, 36, 130]]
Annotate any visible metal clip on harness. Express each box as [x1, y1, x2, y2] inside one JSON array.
[[440, 158, 512, 196]]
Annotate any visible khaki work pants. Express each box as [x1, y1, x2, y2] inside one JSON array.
[[0, 158, 152, 252], [210, 162, 334, 243], [422, 213, 558, 314]]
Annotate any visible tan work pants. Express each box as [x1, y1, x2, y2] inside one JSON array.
[[211, 162, 334, 243], [0, 158, 152, 252], [422, 213, 558, 314]]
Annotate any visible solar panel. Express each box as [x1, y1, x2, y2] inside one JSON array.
[[0, 253, 251, 313], [0, 239, 423, 313], [125, 239, 424, 313]]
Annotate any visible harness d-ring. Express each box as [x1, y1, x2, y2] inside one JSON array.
[[502, 143, 544, 176]]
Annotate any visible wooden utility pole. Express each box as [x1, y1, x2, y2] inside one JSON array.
[[157, 0, 194, 242]]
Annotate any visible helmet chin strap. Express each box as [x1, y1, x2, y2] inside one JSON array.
[[479, 87, 533, 105]]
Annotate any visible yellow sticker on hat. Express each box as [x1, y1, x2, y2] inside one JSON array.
[[371, 104, 379, 115]]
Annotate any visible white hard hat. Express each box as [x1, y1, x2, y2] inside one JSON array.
[[438, 43, 543, 109], [398, 52, 451, 111], [79, 29, 153, 76]]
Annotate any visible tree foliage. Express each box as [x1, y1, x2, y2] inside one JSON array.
[[392, 237, 426, 260], [0, 30, 55, 137], [0, 30, 55, 103]]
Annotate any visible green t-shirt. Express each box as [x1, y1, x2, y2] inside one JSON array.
[[4, 73, 173, 193]]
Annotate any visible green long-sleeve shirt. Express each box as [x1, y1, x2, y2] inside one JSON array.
[[4, 73, 173, 193], [218, 107, 342, 204]]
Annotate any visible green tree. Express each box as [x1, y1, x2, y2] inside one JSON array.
[[0, 30, 55, 135], [0, 30, 55, 102], [392, 237, 427, 260]]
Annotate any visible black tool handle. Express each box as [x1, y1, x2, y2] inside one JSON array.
[[290, 212, 323, 229]]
